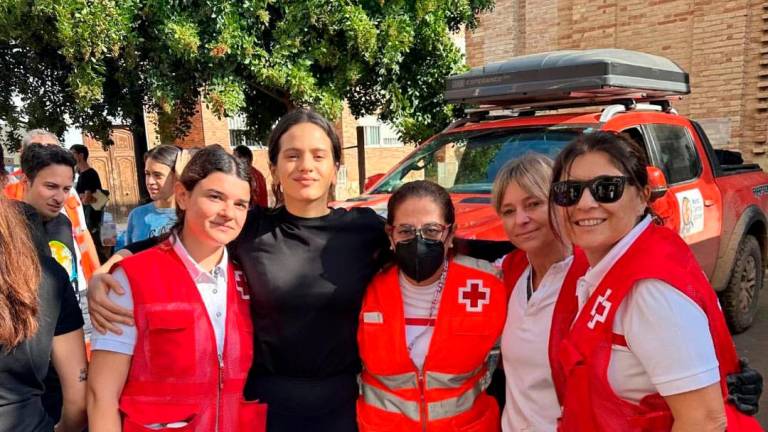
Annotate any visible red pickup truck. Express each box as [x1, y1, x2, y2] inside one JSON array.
[[340, 49, 768, 333]]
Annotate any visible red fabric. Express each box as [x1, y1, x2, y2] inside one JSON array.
[[500, 248, 589, 404], [357, 257, 506, 431], [249, 166, 268, 208], [556, 224, 763, 432], [116, 242, 266, 432]]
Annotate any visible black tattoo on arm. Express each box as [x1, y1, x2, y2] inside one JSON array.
[[78, 367, 88, 382]]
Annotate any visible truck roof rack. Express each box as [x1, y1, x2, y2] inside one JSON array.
[[444, 99, 679, 131], [445, 49, 689, 108]]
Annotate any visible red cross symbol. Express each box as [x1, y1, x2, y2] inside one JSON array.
[[587, 288, 613, 329], [234, 270, 250, 300], [458, 279, 490, 312]]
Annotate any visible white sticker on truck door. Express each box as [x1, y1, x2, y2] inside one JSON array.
[[676, 189, 704, 237]]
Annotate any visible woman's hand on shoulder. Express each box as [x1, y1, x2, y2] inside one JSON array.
[[87, 271, 134, 334]]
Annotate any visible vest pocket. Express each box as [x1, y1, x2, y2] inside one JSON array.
[[145, 309, 197, 377], [448, 393, 500, 432], [121, 400, 200, 431]]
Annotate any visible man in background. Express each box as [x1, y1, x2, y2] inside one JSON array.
[[233, 144, 268, 207], [70, 144, 106, 261]]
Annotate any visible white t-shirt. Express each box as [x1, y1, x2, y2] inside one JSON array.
[[400, 272, 443, 370], [501, 256, 573, 432], [576, 216, 720, 403], [90, 234, 230, 356]]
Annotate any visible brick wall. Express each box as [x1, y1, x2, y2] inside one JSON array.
[[466, 0, 768, 166]]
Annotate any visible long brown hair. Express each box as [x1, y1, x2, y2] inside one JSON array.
[[0, 197, 40, 349], [266, 108, 342, 205]]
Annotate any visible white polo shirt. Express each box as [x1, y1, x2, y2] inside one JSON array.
[[90, 233, 229, 356], [576, 216, 720, 403], [501, 256, 573, 432]]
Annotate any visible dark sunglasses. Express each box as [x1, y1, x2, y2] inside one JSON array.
[[551, 175, 628, 207]]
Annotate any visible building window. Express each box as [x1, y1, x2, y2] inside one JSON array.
[[227, 114, 263, 148], [357, 123, 403, 147], [230, 129, 263, 148]]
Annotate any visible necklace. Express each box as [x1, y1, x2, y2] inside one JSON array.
[[406, 260, 449, 354]]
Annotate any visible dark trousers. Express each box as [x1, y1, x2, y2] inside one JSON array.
[[245, 373, 358, 432]]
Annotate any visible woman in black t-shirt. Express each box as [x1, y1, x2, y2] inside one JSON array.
[[0, 197, 87, 432], [88, 109, 389, 432]]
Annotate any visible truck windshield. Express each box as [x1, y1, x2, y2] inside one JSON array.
[[371, 126, 587, 194]]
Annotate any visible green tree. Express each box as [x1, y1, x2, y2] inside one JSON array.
[[0, 0, 493, 151]]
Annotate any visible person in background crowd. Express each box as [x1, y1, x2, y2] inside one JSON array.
[[21, 144, 82, 295], [87, 108, 390, 432], [87, 145, 266, 431], [550, 131, 762, 431], [20, 143, 88, 423], [234, 144, 269, 208], [0, 194, 87, 432], [124, 145, 180, 245], [70, 144, 106, 261], [4, 130, 101, 289], [357, 180, 505, 431]]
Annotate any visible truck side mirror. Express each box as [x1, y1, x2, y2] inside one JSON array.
[[364, 173, 385, 192], [647, 166, 669, 202]]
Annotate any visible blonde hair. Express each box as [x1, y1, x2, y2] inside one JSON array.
[[491, 153, 554, 214]]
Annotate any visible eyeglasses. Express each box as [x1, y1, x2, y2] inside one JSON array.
[[390, 223, 451, 241], [551, 175, 628, 207]]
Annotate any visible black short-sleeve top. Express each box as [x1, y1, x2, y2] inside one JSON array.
[[231, 206, 389, 381]]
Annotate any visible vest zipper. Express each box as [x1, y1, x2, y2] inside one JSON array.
[[418, 369, 427, 432], [216, 354, 224, 432]]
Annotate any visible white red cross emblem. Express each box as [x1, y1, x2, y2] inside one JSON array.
[[234, 270, 250, 300], [458, 279, 490, 312], [587, 288, 613, 329]]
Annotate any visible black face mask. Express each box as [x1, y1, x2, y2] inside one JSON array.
[[394, 237, 446, 282]]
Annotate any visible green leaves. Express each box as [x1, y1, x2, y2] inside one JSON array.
[[0, 0, 494, 149]]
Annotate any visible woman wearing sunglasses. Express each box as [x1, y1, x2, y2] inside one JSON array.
[[549, 131, 761, 431], [357, 180, 506, 431]]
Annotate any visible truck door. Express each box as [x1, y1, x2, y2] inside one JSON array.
[[645, 123, 722, 276]]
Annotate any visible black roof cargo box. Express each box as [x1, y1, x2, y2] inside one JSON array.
[[445, 49, 689, 107]]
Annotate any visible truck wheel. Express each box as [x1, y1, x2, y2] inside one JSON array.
[[721, 235, 763, 334]]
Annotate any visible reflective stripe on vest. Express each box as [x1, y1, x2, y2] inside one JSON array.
[[360, 375, 486, 422], [360, 382, 421, 421], [425, 365, 483, 389], [428, 379, 484, 421], [369, 371, 418, 390]]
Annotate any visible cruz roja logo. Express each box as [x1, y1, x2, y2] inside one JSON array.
[[458, 280, 490, 312], [588, 289, 613, 329]]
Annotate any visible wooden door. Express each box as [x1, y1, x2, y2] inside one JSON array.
[[83, 127, 140, 222]]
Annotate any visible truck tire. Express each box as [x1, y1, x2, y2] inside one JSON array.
[[720, 235, 763, 334]]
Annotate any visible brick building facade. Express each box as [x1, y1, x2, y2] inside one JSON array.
[[466, 0, 768, 164]]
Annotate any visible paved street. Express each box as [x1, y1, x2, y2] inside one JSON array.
[[733, 284, 768, 427]]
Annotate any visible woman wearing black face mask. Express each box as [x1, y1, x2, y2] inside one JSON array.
[[356, 180, 507, 431]]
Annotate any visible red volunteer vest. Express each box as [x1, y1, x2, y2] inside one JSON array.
[[556, 224, 763, 432], [501, 248, 589, 404], [357, 255, 506, 432], [116, 242, 266, 432]]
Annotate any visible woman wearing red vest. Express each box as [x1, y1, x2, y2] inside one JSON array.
[[491, 153, 589, 432], [87, 146, 266, 431], [357, 180, 507, 432], [549, 131, 762, 431]]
